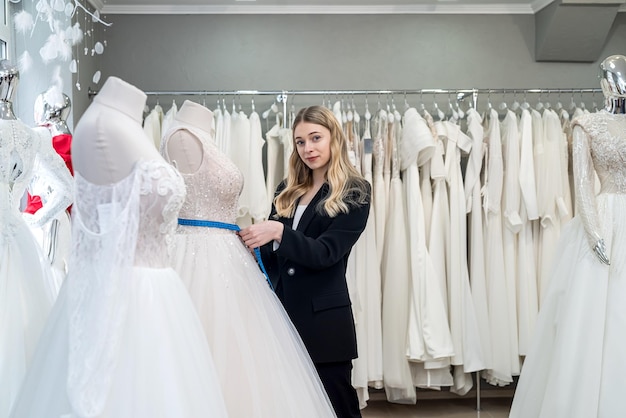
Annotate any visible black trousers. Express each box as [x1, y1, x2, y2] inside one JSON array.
[[315, 361, 361, 418]]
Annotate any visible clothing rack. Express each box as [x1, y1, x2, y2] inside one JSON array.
[[139, 87, 603, 114], [88, 84, 602, 411], [88, 87, 603, 129]]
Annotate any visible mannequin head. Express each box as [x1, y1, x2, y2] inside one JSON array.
[[599, 54, 626, 114], [0, 60, 18, 102], [0, 60, 18, 120], [34, 86, 72, 135]]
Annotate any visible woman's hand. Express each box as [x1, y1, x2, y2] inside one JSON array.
[[239, 221, 284, 250]]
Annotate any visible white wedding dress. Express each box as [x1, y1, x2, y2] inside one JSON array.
[[9, 159, 228, 418], [0, 120, 72, 418], [161, 125, 336, 418], [510, 112, 626, 418]]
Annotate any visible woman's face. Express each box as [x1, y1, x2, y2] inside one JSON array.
[[294, 121, 332, 176]]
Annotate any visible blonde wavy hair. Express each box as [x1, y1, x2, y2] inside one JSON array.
[[274, 105, 369, 218]]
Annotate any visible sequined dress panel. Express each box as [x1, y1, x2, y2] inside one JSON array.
[[176, 139, 244, 234]]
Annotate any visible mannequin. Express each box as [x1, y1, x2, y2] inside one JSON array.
[[23, 87, 75, 293], [9, 76, 228, 418], [33, 87, 72, 136], [509, 55, 626, 417], [0, 60, 18, 120], [600, 54, 626, 114], [72, 76, 160, 184], [0, 60, 72, 418], [164, 100, 208, 173]]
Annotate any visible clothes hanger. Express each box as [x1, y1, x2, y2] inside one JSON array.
[[511, 90, 521, 112], [521, 90, 530, 110], [262, 100, 278, 119], [544, 91, 552, 110], [555, 89, 563, 110], [535, 92, 544, 111]]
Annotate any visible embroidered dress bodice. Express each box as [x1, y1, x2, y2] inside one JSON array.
[[74, 159, 185, 269], [574, 112, 626, 195], [0, 119, 71, 242], [165, 131, 244, 234]]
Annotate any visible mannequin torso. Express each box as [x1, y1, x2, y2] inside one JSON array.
[[164, 100, 213, 173], [72, 76, 160, 185]]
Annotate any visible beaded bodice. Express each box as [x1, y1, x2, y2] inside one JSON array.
[[166, 133, 244, 234], [575, 112, 626, 194]]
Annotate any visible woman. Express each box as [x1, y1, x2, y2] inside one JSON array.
[[160, 100, 336, 418], [240, 105, 371, 418]]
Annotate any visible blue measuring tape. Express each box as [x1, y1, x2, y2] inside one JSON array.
[[177, 218, 273, 291]]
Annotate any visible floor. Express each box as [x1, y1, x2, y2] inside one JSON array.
[[361, 393, 512, 418]]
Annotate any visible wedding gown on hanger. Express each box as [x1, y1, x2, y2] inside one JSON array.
[[161, 125, 336, 418], [9, 159, 228, 418], [510, 111, 626, 418], [1, 120, 72, 418]]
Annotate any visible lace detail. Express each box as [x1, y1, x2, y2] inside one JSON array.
[[572, 112, 626, 253], [67, 159, 185, 417], [0, 120, 72, 243], [574, 112, 626, 194], [161, 124, 244, 235], [136, 159, 186, 265]]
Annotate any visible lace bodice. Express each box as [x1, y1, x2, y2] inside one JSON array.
[[161, 127, 243, 234], [0, 119, 72, 241], [572, 112, 626, 253], [74, 159, 185, 268], [574, 112, 626, 194]]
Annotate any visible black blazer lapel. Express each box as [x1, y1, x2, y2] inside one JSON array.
[[294, 183, 329, 233]]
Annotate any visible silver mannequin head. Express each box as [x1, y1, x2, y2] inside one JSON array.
[[34, 87, 72, 126], [599, 54, 626, 114], [0, 60, 18, 120]]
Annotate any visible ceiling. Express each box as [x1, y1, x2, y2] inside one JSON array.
[[92, 0, 562, 15]]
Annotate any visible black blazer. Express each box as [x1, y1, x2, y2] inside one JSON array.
[[260, 181, 371, 364]]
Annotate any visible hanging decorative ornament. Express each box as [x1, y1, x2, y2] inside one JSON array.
[[17, 51, 33, 73], [65, 2, 75, 17], [53, 0, 65, 12], [91, 10, 100, 22], [75, 81, 81, 91], [13, 10, 34, 34], [91, 48, 94, 56], [40, 38, 58, 63], [94, 41, 104, 54], [84, 47, 88, 55], [64, 22, 82, 45], [69, 59, 77, 73], [92, 70, 101, 84], [35, 0, 46, 13]]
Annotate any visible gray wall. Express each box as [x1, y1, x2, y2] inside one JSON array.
[[74, 12, 626, 118]]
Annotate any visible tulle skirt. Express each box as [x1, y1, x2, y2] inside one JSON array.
[[1, 220, 54, 418], [9, 266, 228, 418], [510, 193, 626, 418], [171, 230, 337, 417]]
